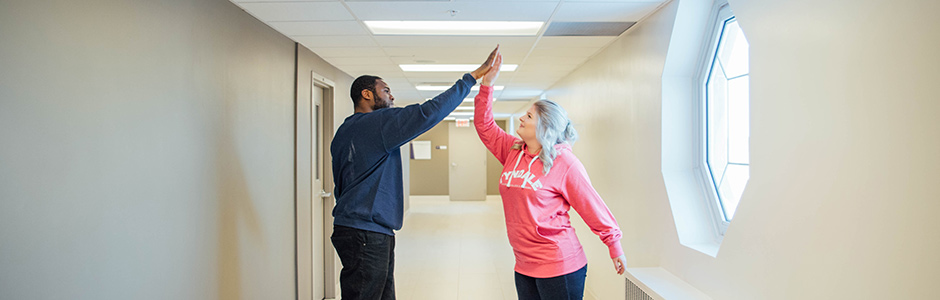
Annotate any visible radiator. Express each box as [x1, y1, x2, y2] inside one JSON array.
[[626, 277, 654, 300]]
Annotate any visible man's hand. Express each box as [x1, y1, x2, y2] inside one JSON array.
[[481, 53, 502, 87], [612, 254, 627, 275], [470, 45, 500, 80]]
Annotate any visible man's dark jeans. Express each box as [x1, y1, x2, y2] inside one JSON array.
[[514, 264, 587, 300], [331, 225, 395, 300]]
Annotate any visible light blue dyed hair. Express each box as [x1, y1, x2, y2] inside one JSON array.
[[515, 100, 578, 175]]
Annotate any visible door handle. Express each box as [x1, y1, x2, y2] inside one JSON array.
[[320, 190, 332, 198]]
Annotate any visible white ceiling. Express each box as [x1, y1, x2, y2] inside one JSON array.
[[230, 0, 665, 116]]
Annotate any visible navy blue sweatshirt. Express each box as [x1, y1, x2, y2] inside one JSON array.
[[331, 73, 476, 235]]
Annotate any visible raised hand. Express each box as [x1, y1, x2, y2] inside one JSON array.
[[482, 53, 502, 87], [470, 45, 500, 80]]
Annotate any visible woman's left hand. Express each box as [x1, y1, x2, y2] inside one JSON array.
[[612, 254, 627, 275], [481, 53, 502, 87]]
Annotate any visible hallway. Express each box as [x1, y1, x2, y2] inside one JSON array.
[[3, 0, 939, 299], [395, 196, 516, 300]]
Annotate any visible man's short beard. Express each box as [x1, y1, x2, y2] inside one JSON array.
[[372, 100, 390, 110]]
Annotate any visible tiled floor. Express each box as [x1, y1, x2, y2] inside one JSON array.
[[395, 196, 518, 300]]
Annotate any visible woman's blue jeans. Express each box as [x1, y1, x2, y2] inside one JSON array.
[[514, 264, 588, 300]]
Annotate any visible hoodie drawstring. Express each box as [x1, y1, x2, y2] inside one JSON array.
[[507, 148, 541, 189], [507, 150, 524, 188], [520, 151, 540, 189]]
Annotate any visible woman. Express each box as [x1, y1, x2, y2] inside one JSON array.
[[473, 54, 627, 300]]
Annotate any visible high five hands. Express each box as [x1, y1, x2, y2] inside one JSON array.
[[471, 45, 500, 81], [482, 51, 502, 87]]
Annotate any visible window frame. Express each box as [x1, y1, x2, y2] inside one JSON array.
[[696, 2, 743, 236]]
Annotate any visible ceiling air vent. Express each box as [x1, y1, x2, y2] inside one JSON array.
[[543, 22, 635, 36]]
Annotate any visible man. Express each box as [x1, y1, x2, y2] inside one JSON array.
[[330, 46, 499, 300]]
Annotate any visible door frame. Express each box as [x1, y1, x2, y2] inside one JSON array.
[[294, 49, 338, 299], [312, 72, 338, 300]]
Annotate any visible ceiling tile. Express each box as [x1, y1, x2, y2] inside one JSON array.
[[382, 47, 486, 57], [389, 56, 472, 65], [346, 2, 558, 21], [394, 100, 424, 107], [412, 80, 464, 87], [335, 64, 402, 75], [227, 0, 664, 108], [520, 58, 588, 72], [233, 0, 332, 2], [520, 56, 584, 68], [238, 2, 353, 22], [389, 90, 423, 103], [325, 56, 395, 66], [496, 88, 545, 100], [517, 64, 578, 73], [562, 0, 662, 2], [308, 47, 386, 58], [509, 70, 570, 82], [507, 77, 560, 86], [527, 46, 600, 58], [379, 77, 414, 85], [506, 73, 564, 84], [453, 0, 560, 2], [401, 75, 470, 84], [383, 46, 529, 64], [536, 36, 617, 48], [552, 2, 662, 22], [543, 21, 634, 36], [389, 56, 527, 66], [295, 35, 377, 48], [269, 21, 367, 36], [372, 36, 536, 49], [374, 75, 412, 84], [507, 81, 553, 89], [509, 69, 568, 76], [417, 90, 447, 99], [390, 98, 424, 106]]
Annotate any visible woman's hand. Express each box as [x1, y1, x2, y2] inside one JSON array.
[[470, 45, 500, 80], [612, 254, 627, 275], [481, 53, 502, 87]]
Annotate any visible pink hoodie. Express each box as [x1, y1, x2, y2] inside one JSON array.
[[473, 85, 624, 278]]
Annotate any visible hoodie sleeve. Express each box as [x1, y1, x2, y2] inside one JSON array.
[[561, 157, 624, 258], [473, 85, 520, 165]]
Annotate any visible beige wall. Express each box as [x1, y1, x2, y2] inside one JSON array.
[[545, 2, 677, 298], [296, 41, 354, 299], [409, 120, 507, 196], [0, 0, 349, 298], [548, 0, 940, 299], [410, 121, 450, 195], [297, 43, 354, 218], [487, 120, 508, 195]]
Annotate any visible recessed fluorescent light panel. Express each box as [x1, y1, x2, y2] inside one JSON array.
[[365, 21, 543, 36], [400, 64, 518, 72], [417, 85, 503, 91]]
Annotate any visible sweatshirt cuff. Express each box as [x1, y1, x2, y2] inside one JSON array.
[[463, 73, 477, 85], [608, 242, 624, 258]]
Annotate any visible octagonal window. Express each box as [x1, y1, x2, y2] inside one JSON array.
[[704, 13, 749, 222]]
